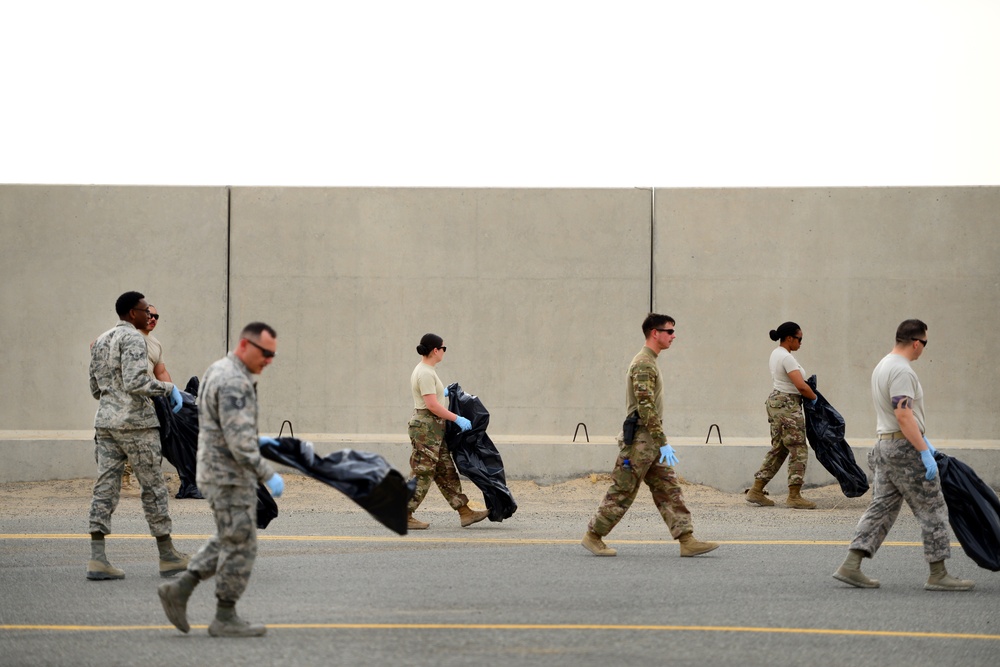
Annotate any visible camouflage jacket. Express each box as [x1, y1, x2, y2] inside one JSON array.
[[89, 321, 175, 429], [196, 352, 275, 488], [625, 346, 666, 446]]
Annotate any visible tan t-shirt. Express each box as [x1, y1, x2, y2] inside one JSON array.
[[143, 333, 164, 376], [411, 361, 444, 409]]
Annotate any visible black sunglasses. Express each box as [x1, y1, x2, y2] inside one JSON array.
[[149, 314, 160, 321], [438, 346, 447, 352], [243, 338, 276, 358], [911, 338, 928, 348], [655, 328, 675, 335]]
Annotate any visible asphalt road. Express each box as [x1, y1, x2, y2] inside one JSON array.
[[1, 478, 998, 667]]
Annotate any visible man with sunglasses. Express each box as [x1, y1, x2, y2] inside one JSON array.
[[833, 319, 974, 591], [582, 313, 719, 558], [87, 291, 187, 581], [158, 322, 284, 638]]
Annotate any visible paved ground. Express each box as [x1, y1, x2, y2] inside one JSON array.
[[1, 474, 998, 667]]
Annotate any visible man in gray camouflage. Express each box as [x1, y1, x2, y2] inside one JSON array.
[[582, 313, 719, 558], [86, 291, 188, 580], [158, 322, 285, 638], [833, 319, 974, 591]]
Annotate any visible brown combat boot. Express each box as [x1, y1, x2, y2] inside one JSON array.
[[786, 484, 817, 509], [581, 531, 617, 556], [158, 571, 199, 633], [832, 549, 880, 588], [157, 536, 191, 577], [457, 504, 490, 527], [407, 514, 429, 530], [925, 560, 975, 591], [745, 479, 774, 506], [208, 601, 266, 638], [86, 536, 125, 580], [678, 533, 719, 557]]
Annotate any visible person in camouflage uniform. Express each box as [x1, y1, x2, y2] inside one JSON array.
[[405, 333, 489, 530], [745, 321, 820, 509], [582, 314, 719, 558], [158, 322, 286, 638], [86, 291, 188, 580], [833, 319, 974, 591]]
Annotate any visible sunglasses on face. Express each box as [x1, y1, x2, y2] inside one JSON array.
[[438, 346, 447, 352], [911, 338, 928, 348], [655, 328, 675, 335], [149, 314, 160, 321], [244, 338, 276, 358]]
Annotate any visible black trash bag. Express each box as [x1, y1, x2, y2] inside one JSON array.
[[152, 376, 204, 500], [260, 437, 415, 535], [256, 483, 279, 529], [445, 383, 517, 522], [935, 452, 1000, 572], [803, 375, 869, 498]]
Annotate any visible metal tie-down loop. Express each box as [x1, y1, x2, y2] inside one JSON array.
[[573, 422, 590, 443], [705, 423, 722, 444]]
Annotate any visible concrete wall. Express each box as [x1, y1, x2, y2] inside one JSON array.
[[2, 184, 997, 448], [655, 187, 1000, 441]]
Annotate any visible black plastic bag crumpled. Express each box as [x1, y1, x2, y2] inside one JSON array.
[[152, 376, 204, 499], [935, 452, 1000, 572], [445, 383, 517, 522], [260, 437, 415, 535], [803, 375, 869, 498]]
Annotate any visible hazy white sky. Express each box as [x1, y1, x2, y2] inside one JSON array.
[[2, 1, 998, 187]]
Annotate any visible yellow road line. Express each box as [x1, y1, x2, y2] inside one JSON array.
[[0, 533, 940, 547], [1, 622, 997, 641]]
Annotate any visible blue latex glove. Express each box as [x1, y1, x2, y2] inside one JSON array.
[[443, 386, 449, 397], [923, 436, 936, 455], [169, 386, 183, 413], [259, 437, 279, 448], [265, 472, 284, 497], [454, 416, 472, 432], [809, 397, 818, 406], [659, 444, 679, 466], [919, 449, 938, 481]]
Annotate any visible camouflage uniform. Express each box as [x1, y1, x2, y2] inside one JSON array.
[[849, 437, 951, 562], [754, 390, 808, 486], [407, 409, 469, 513], [88, 321, 176, 536], [588, 346, 694, 539], [187, 352, 275, 601]]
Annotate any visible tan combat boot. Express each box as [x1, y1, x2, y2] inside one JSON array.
[[158, 571, 200, 633], [157, 536, 191, 577], [786, 484, 817, 510], [457, 504, 490, 527], [86, 537, 125, 580], [832, 549, 880, 588], [208, 602, 266, 638], [407, 514, 430, 530], [581, 531, 617, 556], [925, 560, 975, 591], [745, 479, 775, 506], [678, 533, 719, 557]]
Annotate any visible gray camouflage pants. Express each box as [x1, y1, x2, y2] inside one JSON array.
[[187, 483, 258, 602], [88, 427, 172, 536], [849, 437, 951, 563], [407, 409, 468, 513]]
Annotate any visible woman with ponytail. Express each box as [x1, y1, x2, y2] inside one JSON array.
[[745, 321, 820, 509]]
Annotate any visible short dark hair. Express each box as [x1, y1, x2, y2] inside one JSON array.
[[241, 322, 276, 340], [641, 313, 675, 338], [769, 321, 801, 342], [115, 291, 145, 318], [895, 319, 927, 344], [417, 333, 444, 356]]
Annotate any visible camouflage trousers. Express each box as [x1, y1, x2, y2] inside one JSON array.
[[88, 427, 172, 536], [588, 427, 693, 539], [849, 438, 951, 563], [188, 483, 258, 602], [407, 409, 468, 513], [755, 390, 808, 486]]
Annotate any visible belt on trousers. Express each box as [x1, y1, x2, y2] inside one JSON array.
[[878, 431, 906, 440]]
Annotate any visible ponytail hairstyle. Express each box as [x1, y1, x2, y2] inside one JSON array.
[[769, 321, 801, 343], [416, 333, 444, 356]]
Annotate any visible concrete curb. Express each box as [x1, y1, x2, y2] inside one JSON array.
[[3, 431, 999, 493]]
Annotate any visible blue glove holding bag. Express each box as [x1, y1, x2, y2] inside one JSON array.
[[659, 444, 679, 466], [454, 416, 472, 432], [169, 386, 183, 413], [923, 436, 936, 455], [920, 449, 938, 481], [265, 472, 284, 497], [259, 437, 279, 447]]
